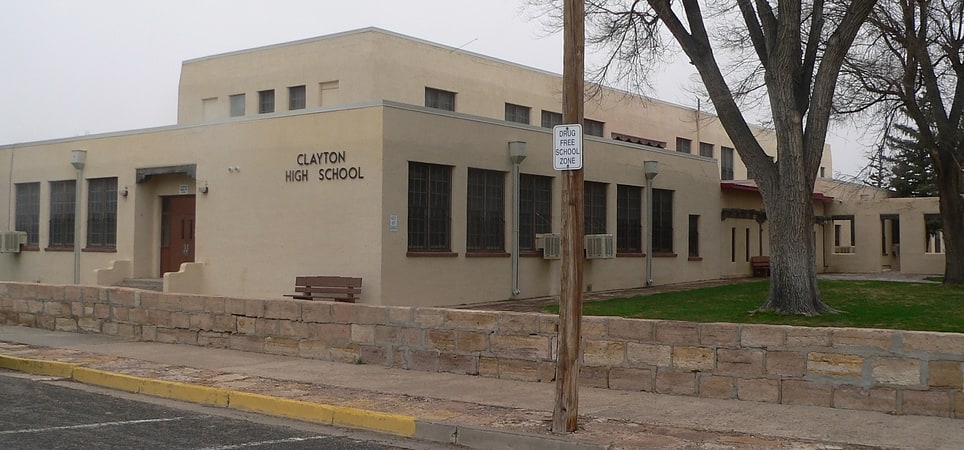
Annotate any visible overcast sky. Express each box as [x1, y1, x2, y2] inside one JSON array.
[[1, 0, 873, 177]]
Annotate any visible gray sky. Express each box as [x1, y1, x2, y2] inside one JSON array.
[[0, 0, 872, 176]]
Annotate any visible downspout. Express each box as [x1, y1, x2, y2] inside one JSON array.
[[509, 141, 527, 296], [71, 150, 87, 284]]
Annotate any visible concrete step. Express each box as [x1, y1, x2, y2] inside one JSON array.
[[115, 278, 163, 292]]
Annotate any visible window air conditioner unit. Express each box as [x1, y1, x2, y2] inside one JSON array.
[[585, 234, 615, 259], [0, 231, 27, 253], [535, 233, 561, 260]]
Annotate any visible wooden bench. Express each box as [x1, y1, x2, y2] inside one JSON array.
[[750, 256, 770, 277], [284, 276, 362, 303]]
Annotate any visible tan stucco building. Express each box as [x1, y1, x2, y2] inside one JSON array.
[[0, 28, 944, 306]]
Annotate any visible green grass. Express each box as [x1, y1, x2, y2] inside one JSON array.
[[925, 276, 945, 282], [545, 280, 964, 333]]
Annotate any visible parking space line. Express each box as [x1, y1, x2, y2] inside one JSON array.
[[0, 417, 186, 435], [197, 436, 332, 449]]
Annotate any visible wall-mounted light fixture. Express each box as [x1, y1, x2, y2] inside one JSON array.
[[120, 186, 128, 197], [199, 182, 209, 194]]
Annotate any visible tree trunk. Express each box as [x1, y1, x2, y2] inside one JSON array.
[[937, 152, 964, 284]]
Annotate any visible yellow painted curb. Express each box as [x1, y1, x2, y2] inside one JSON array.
[[140, 378, 230, 407], [331, 404, 417, 436], [0, 355, 75, 378], [230, 391, 336, 424], [72, 367, 145, 394]]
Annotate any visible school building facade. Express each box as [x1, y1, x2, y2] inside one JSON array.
[[0, 28, 944, 306]]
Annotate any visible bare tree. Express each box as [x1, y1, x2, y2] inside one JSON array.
[[838, 0, 964, 284], [529, 0, 877, 314]]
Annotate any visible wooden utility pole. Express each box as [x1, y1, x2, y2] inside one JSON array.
[[552, 0, 585, 434]]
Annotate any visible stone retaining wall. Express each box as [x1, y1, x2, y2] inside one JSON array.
[[1, 282, 962, 418]]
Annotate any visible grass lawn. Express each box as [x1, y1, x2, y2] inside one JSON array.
[[544, 280, 964, 333]]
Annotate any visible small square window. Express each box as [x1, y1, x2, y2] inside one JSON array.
[[541, 111, 563, 128], [258, 89, 275, 114], [699, 142, 714, 158], [584, 119, 604, 137], [505, 103, 530, 124], [229, 94, 245, 117], [676, 137, 692, 154], [288, 85, 306, 110]]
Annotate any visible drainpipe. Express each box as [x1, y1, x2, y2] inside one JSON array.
[[644, 160, 659, 286], [71, 150, 87, 284], [509, 141, 527, 296]]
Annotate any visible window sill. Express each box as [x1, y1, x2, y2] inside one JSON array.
[[45, 246, 73, 252], [688, 256, 703, 261], [465, 252, 510, 258], [653, 252, 678, 258], [19, 246, 40, 252], [616, 252, 645, 257], [407, 251, 458, 257], [520, 250, 544, 257], [83, 247, 117, 253]]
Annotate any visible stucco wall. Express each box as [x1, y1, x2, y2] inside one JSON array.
[[2, 281, 962, 419]]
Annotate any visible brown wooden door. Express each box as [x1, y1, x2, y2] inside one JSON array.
[[160, 195, 196, 274]]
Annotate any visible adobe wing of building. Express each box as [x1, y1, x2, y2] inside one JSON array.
[[0, 27, 941, 306]]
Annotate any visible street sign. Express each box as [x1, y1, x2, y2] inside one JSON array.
[[553, 124, 583, 170]]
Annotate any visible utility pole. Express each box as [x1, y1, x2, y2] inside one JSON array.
[[552, 0, 584, 434]]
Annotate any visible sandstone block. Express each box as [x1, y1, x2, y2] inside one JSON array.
[[581, 317, 608, 338], [197, 331, 229, 348], [439, 353, 479, 375], [457, 330, 488, 353], [672, 346, 715, 371], [107, 288, 137, 307], [201, 296, 226, 314], [786, 327, 832, 348], [717, 348, 764, 376], [902, 331, 964, 356], [298, 339, 331, 359], [656, 321, 699, 345], [766, 351, 806, 377], [627, 343, 672, 367], [807, 352, 863, 377], [609, 367, 653, 391], [699, 375, 735, 399], [388, 306, 414, 325], [279, 320, 310, 339], [781, 380, 832, 407], [583, 340, 625, 366], [579, 365, 609, 388], [444, 309, 497, 331], [374, 325, 398, 345], [77, 317, 101, 333], [737, 378, 779, 403], [224, 298, 246, 315], [301, 302, 332, 323], [264, 300, 301, 320], [928, 360, 963, 389], [479, 356, 499, 378], [359, 345, 390, 366], [413, 308, 446, 328], [655, 369, 697, 396], [609, 317, 654, 342], [498, 358, 541, 382], [872, 358, 921, 386], [741, 324, 786, 348], [309, 323, 351, 344], [833, 385, 896, 413], [330, 346, 361, 364], [236, 316, 256, 335], [180, 294, 207, 313], [425, 329, 457, 351], [496, 313, 540, 336], [406, 349, 440, 372], [398, 327, 423, 347], [255, 318, 280, 336], [244, 299, 265, 317], [832, 328, 894, 351], [355, 304, 388, 325], [699, 323, 739, 347], [901, 390, 952, 417], [351, 324, 376, 344], [170, 311, 191, 329], [489, 335, 550, 360], [93, 304, 110, 320]]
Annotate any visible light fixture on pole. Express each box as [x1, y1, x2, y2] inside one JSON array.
[[71, 149, 87, 285], [644, 160, 659, 287], [508, 141, 527, 296]]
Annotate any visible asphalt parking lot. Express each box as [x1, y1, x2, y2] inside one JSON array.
[[0, 371, 445, 450]]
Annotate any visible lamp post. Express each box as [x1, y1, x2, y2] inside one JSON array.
[[644, 160, 659, 287], [509, 141, 527, 296], [71, 149, 87, 285]]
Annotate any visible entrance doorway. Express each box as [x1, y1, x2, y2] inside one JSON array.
[[160, 195, 196, 274]]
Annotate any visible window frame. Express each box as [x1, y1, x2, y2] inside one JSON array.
[[584, 181, 608, 235], [721, 147, 735, 180], [676, 137, 692, 154], [48, 180, 76, 249], [15, 182, 40, 248], [519, 174, 552, 251], [688, 215, 700, 258], [699, 142, 714, 158], [288, 85, 306, 110], [466, 168, 506, 252], [652, 189, 674, 254], [504, 103, 530, 125], [616, 184, 642, 253], [258, 89, 275, 114], [229, 94, 245, 117], [541, 110, 563, 128], [424, 87, 456, 111], [584, 119, 604, 137], [408, 162, 453, 253], [86, 177, 118, 250]]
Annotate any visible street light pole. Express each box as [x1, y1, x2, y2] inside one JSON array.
[[644, 161, 659, 286]]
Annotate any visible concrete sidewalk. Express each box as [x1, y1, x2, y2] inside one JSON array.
[[1, 325, 961, 449]]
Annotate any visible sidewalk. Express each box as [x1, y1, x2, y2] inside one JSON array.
[[1, 324, 962, 449]]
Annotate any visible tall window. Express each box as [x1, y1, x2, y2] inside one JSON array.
[[49, 180, 76, 248], [925, 214, 944, 254], [15, 182, 40, 247], [652, 189, 674, 253], [541, 110, 563, 128], [616, 185, 642, 253], [721, 147, 735, 180], [505, 103, 530, 124], [520, 174, 552, 250], [229, 94, 245, 117], [688, 215, 700, 257], [676, 137, 692, 154], [408, 162, 452, 252], [87, 177, 117, 249], [425, 87, 455, 111], [584, 182, 607, 235], [699, 142, 714, 158], [288, 85, 306, 110], [584, 119, 604, 137], [467, 169, 505, 251], [258, 89, 275, 113]]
